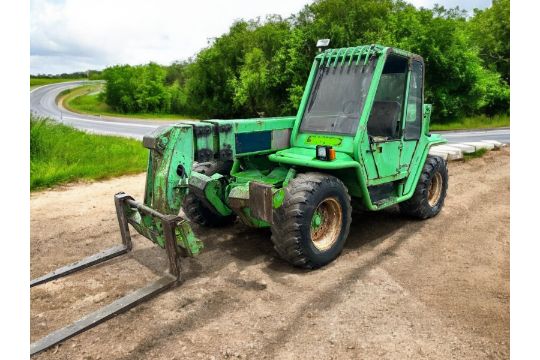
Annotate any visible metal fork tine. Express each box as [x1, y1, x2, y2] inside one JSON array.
[[30, 190, 185, 355], [30, 275, 178, 356], [30, 244, 129, 287]]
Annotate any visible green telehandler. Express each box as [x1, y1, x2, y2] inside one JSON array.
[[30, 43, 448, 355]]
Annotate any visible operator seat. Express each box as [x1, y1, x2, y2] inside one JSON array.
[[367, 100, 401, 139]]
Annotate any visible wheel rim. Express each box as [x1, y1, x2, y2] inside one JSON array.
[[310, 197, 342, 251], [427, 172, 443, 207]]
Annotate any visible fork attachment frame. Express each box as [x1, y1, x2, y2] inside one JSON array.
[[30, 193, 185, 356]]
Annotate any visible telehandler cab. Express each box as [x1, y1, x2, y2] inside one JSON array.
[[31, 43, 448, 355]]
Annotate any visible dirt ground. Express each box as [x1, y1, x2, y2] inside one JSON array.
[[31, 148, 510, 360]]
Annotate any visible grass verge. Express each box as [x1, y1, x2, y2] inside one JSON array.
[[431, 114, 509, 131], [30, 115, 147, 191], [62, 85, 196, 120], [463, 148, 488, 161], [30, 77, 85, 89]]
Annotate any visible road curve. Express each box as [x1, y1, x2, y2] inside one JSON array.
[[31, 81, 510, 143], [30, 81, 177, 139]]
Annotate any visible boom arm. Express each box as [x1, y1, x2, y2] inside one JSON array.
[[116, 117, 296, 257]]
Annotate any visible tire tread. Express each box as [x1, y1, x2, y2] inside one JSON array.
[[399, 155, 448, 219], [271, 172, 352, 269]]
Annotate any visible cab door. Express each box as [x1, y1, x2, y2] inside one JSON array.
[[400, 60, 424, 169], [364, 54, 409, 179]]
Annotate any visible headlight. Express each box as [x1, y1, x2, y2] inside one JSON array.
[[316, 145, 336, 161]]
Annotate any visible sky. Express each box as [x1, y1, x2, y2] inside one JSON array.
[[30, 0, 492, 75]]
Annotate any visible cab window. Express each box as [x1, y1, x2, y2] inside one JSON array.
[[299, 58, 377, 136], [367, 54, 408, 140], [404, 60, 423, 140]]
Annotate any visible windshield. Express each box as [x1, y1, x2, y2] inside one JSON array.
[[299, 58, 376, 135]]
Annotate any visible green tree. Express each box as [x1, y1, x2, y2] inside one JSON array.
[[103, 63, 171, 113], [468, 0, 510, 84], [230, 47, 271, 115], [387, 3, 508, 119], [100, 0, 510, 122]]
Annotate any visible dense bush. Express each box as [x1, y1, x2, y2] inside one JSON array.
[[101, 0, 509, 123], [102, 62, 172, 113]]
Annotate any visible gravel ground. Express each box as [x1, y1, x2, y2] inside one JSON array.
[[31, 148, 510, 360]]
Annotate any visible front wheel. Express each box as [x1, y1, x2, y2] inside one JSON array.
[[399, 155, 448, 219], [271, 173, 352, 269]]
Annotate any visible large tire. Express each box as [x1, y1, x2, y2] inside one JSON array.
[[271, 173, 352, 269], [182, 161, 236, 227], [399, 155, 448, 219]]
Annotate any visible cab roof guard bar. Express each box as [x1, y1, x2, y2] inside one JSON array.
[[318, 44, 382, 68]]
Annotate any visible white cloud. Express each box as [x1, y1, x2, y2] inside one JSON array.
[[31, 0, 493, 74], [406, 0, 492, 11], [30, 0, 309, 74]]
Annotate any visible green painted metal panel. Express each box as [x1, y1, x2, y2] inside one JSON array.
[[370, 140, 401, 178], [402, 134, 446, 195], [399, 140, 418, 174], [422, 104, 433, 135], [358, 129, 379, 180], [269, 147, 358, 170], [131, 124, 204, 255], [143, 124, 194, 214], [189, 172, 232, 216], [232, 167, 289, 186], [296, 133, 355, 154], [192, 123, 216, 161], [205, 117, 295, 133], [204, 117, 295, 159], [173, 120, 216, 161]]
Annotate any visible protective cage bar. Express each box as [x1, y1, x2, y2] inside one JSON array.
[[29, 193, 184, 356]]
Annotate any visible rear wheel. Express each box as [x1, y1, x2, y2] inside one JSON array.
[[399, 155, 448, 219], [182, 161, 236, 227], [271, 173, 352, 269]]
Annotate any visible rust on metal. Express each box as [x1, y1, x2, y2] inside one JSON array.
[[310, 197, 342, 251], [218, 124, 232, 133], [249, 182, 274, 224], [220, 145, 233, 160], [196, 149, 214, 162]]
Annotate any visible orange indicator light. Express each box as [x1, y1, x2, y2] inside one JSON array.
[[328, 148, 336, 160]]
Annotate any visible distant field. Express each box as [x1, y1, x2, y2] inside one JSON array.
[[30, 115, 147, 191], [430, 114, 509, 131], [61, 84, 196, 120], [30, 77, 85, 89]]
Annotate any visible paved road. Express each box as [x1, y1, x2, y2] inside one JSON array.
[[30, 81, 171, 139], [31, 81, 510, 143]]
